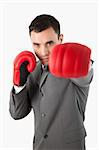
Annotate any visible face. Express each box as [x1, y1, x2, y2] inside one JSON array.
[[30, 27, 63, 65]]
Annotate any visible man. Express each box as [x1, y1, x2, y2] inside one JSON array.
[[9, 14, 93, 150]]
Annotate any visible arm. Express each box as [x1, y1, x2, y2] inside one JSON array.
[[9, 75, 33, 120], [71, 61, 94, 120]]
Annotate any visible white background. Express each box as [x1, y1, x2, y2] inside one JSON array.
[[0, 1, 99, 150]]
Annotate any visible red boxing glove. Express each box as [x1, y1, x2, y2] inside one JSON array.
[[49, 43, 91, 78], [13, 51, 36, 86]]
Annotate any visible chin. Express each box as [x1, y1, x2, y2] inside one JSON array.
[[42, 61, 48, 65]]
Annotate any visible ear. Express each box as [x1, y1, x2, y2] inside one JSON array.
[[59, 34, 64, 43]]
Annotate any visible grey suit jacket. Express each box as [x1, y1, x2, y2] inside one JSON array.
[[9, 61, 93, 150]]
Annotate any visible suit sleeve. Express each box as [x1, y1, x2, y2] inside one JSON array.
[[9, 74, 35, 120], [70, 68, 94, 87]]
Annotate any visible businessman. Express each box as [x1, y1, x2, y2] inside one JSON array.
[[9, 14, 93, 150]]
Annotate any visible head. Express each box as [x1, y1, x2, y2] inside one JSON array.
[[29, 14, 63, 65]]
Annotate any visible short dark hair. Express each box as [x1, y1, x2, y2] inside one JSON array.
[[29, 14, 60, 35]]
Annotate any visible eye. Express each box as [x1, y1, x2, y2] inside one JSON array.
[[47, 41, 54, 46], [33, 43, 40, 48]]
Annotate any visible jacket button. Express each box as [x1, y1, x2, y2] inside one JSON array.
[[44, 134, 48, 138], [41, 113, 46, 117]]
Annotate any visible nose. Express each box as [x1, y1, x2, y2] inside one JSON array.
[[41, 46, 49, 56]]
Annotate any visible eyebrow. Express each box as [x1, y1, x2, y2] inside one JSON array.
[[33, 40, 54, 45]]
